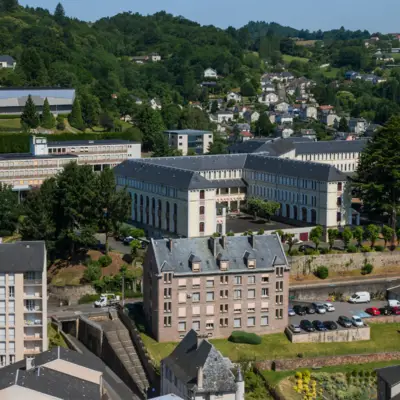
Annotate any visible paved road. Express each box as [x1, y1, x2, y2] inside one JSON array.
[[95, 233, 130, 254], [289, 300, 388, 326]]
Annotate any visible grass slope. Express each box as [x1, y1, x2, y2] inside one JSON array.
[[0, 118, 21, 130], [282, 54, 309, 63]]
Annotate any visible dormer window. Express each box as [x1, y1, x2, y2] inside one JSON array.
[[247, 260, 256, 269], [220, 261, 229, 271], [192, 262, 200, 272], [189, 254, 201, 272], [244, 251, 256, 269]]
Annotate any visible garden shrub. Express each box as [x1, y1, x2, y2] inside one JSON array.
[[295, 371, 303, 379], [320, 247, 330, 254], [315, 266, 329, 279], [289, 249, 301, 256], [78, 294, 100, 304], [361, 263, 374, 275], [351, 370, 357, 377], [228, 331, 261, 345], [98, 255, 112, 267], [346, 244, 357, 253], [374, 245, 385, 252], [360, 245, 372, 252], [305, 248, 320, 255]]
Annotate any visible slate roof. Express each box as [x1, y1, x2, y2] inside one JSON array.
[[295, 139, 368, 155], [164, 129, 212, 136], [0, 55, 15, 66], [245, 154, 346, 182], [47, 139, 135, 147], [0, 241, 45, 272], [0, 347, 104, 399], [162, 330, 237, 394], [151, 234, 288, 275], [376, 365, 400, 386], [207, 179, 247, 188]]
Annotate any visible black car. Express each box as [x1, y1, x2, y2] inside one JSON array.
[[299, 244, 314, 252], [324, 321, 338, 330], [338, 315, 352, 328], [293, 305, 307, 316], [300, 319, 315, 332], [305, 306, 316, 314], [312, 320, 327, 331], [379, 307, 392, 316]]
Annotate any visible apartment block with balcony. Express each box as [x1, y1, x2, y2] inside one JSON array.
[[143, 234, 289, 342], [164, 130, 213, 155], [0, 241, 47, 367]]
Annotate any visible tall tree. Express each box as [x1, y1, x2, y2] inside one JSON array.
[[81, 92, 100, 128], [0, 183, 20, 235], [152, 133, 174, 157], [21, 95, 39, 129], [255, 113, 274, 136], [41, 98, 55, 129], [136, 106, 165, 151], [210, 100, 219, 114], [19, 48, 48, 86], [353, 116, 400, 235], [68, 98, 85, 131], [54, 2, 65, 21], [0, 0, 19, 12], [97, 169, 131, 254], [338, 117, 349, 132]]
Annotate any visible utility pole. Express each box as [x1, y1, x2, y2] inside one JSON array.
[[122, 272, 125, 307]]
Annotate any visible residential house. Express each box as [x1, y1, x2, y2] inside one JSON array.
[[204, 68, 218, 79], [0, 55, 16, 69], [150, 52, 162, 62], [264, 83, 276, 92], [268, 112, 277, 124], [189, 101, 203, 110], [321, 113, 340, 127], [281, 72, 295, 81], [299, 129, 317, 140], [348, 118, 368, 134], [227, 92, 242, 103], [276, 113, 293, 125], [243, 110, 260, 123], [345, 71, 358, 80], [164, 129, 213, 155], [135, 97, 143, 105], [233, 123, 251, 132], [258, 92, 279, 106], [300, 105, 318, 120], [161, 330, 245, 399], [216, 110, 234, 123], [275, 102, 290, 113], [143, 234, 290, 342], [131, 55, 149, 64], [275, 126, 294, 138], [0, 347, 105, 399], [150, 98, 162, 110], [201, 81, 217, 88], [377, 365, 400, 400], [233, 106, 248, 118]]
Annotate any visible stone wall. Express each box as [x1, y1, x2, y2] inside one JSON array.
[[49, 284, 96, 306], [77, 315, 104, 357], [367, 315, 400, 324], [256, 352, 400, 372], [289, 251, 400, 276], [285, 326, 370, 343]]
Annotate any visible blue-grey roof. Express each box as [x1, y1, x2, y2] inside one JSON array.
[[0, 55, 15, 65], [210, 179, 247, 188], [164, 129, 211, 136], [0, 241, 45, 272], [295, 139, 368, 155], [151, 234, 288, 275], [162, 330, 237, 393]]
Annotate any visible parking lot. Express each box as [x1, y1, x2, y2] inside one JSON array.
[[289, 300, 388, 328]]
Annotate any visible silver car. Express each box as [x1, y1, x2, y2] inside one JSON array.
[[312, 303, 327, 314], [351, 316, 364, 327], [289, 324, 301, 333]]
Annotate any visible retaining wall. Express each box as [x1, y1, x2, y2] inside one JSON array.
[[49, 284, 96, 305], [285, 326, 370, 343]]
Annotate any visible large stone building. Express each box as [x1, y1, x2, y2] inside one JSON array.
[[114, 152, 353, 238], [164, 129, 213, 155], [0, 136, 141, 192], [0, 241, 47, 368], [143, 234, 289, 342], [161, 330, 244, 399]]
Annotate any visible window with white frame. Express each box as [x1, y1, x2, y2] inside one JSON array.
[[247, 289, 256, 299], [178, 322, 186, 332], [261, 316, 269, 326], [206, 292, 214, 302], [247, 317, 255, 327], [234, 318, 241, 328]]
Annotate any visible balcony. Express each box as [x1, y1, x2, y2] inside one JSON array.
[[24, 335, 42, 341], [24, 320, 42, 326], [24, 293, 42, 299], [24, 308, 42, 313], [24, 348, 42, 355], [24, 279, 42, 285]]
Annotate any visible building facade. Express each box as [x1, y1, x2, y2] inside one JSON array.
[[161, 330, 244, 399], [0, 241, 47, 368], [143, 235, 289, 342], [164, 130, 213, 155], [377, 365, 400, 400], [0, 136, 141, 191]]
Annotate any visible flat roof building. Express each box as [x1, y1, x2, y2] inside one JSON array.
[[164, 129, 213, 155]]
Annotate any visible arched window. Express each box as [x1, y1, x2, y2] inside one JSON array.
[[199, 222, 205, 233], [199, 206, 205, 215]]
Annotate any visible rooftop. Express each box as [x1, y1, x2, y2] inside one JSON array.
[[376, 365, 400, 386], [295, 139, 368, 155], [150, 234, 288, 275], [47, 139, 136, 147], [0, 55, 15, 65], [164, 129, 212, 136], [0, 153, 78, 161], [0, 241, 45, 273]]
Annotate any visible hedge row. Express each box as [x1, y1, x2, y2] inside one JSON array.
[[228, 330, 262, 345], [0, 115, 21, 120]]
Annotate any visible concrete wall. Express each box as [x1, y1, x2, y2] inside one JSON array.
[[49, 284, 97, 306], [285, 326, 370, 343], [289, 251, 400, 277], [77, 316, 103, 357], [257, 351, 400, 372], [289, 278, 400, 301]]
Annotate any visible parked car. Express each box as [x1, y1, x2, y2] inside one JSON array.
[[338, 315, 352, 328], [366, 307, 381, 316], [288, 308, 296, 316], [293, 305, 307, 316], [312, 320, 327, 331], [351, 316, 364, 327], [289, 324, 301, 333], [390, 306, 400, 315], [323, 303, 335, 312], [123, 236, 134, 245], [323, 321, 338, 330], [312, 303, 327, 314], [348, 292, 371, 304], [300, 320, 315, 332], [379, 307, 392, 316], [299, 244, 314, 252], [305, 306, 316, 315], [388, 299, 400, 307]]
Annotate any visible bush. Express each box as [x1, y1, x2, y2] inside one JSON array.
[[361, 263, 374, 275], [124, 289, 142, 298], [289, 249, 301, 256], [361, 245, 372, 253], [228, 331, 261, 345], [315, 266, 329, 279], [78, 294, 100, 304], [304, 248, 320, 255], [347, 244, 357, 253], [374, 245, 385, 252], [98, 255, 112, 267], [320, 247, 330, 254], [83, 261, 101, 282]]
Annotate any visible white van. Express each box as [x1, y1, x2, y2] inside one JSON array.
[[349, 292, 371, 303], [388, 299, 400, 307]]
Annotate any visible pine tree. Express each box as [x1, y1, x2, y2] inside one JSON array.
[[41, 98, 55, 129], [68, 98, 85, 130], [54, 2, 65, 21], [338, 116, 349, 132], [21, 95, 39, 129], [0, 0, 19, 12]]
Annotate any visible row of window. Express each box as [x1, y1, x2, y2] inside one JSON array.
[[300, 152, 359, 162], [0, 287, 14, 298], [0, 314, 14, 325], [0, 301, 15, 313], [124, 180, 178, 198], [0, 328, 15, 340], [0, 274, 14, 286], [199, 169, 242, 180], [246, 171, 318, 190], [0, 355, 15, 367], [0, 342, 15, 353], [250, 186, 318, 207]]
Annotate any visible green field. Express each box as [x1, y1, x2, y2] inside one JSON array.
[[320, 67, 341, 78], [142, 323, 400, 367], [0, 118, 21, 130], [282, 54, 309, 64]]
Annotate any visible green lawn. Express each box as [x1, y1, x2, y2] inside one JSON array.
[[0, 118, 21, 130], [321, 67, 340, 78], [142, 323, 400, 367], [391, 53, 400, 61], [282, 54, 309, 64]]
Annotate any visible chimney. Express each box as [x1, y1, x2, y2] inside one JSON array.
[[272, 255, 277, 266], [208, 237, 217, 257], [249, 234, 255, 248], [168, 239, 173, 253], [197, 366, 204, 390], [26, 357, 35, 371], [220, 235, 226, 249]]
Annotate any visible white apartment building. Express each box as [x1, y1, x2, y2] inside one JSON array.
[[0, 136, 141, 191], [0, 241, 47, 368], [114, 152, 353, 238], [164, 130, 213, 155]]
